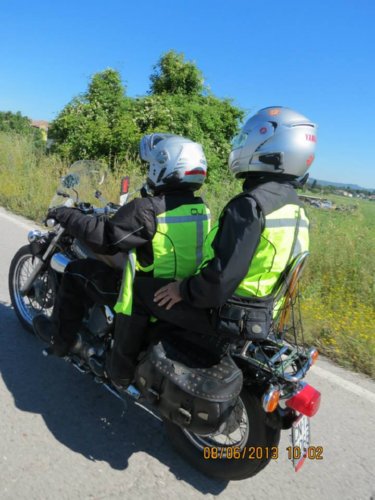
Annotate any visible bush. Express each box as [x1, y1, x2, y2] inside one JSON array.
[[49, 52, 244, 180]]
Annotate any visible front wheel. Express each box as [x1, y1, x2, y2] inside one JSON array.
[[8, 245, 56, 332], [165, 389, 281, 481]]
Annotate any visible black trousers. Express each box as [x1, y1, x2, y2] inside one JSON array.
[[53, 258, 121, 346], [109, 277, 221, 376]]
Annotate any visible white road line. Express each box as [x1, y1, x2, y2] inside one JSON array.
[[312, 365, 375, 403]]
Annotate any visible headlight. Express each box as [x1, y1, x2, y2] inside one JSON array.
[[27, 230, 43, 243]]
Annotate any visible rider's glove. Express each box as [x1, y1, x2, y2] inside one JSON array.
[[46, 207, 75, 226]]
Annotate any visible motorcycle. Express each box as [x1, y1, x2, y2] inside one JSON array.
[[8, 160, 321, 480]]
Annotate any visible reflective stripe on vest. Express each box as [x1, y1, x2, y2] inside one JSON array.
[[114, 250, 136, 315], [235, 204, 309, 298], [114, 203, 211, 315]]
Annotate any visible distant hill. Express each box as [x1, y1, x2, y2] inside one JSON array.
[[308, 178, 375, 192]]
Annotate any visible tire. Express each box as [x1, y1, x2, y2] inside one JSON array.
[[8, 245, 55, 333], [165, 389, 281, 481]]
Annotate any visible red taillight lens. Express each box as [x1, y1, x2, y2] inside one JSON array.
[[286, 383, 321, 417], [121, 176, 130, 195]]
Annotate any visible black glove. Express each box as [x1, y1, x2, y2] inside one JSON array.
[[46, 206, 75, 225]]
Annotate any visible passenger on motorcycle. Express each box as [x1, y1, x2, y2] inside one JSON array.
[[110, 107, 317, 387], [32, 134, 210, 373]]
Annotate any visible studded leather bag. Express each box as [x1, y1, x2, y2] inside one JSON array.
[[135, 338, 243, 434]]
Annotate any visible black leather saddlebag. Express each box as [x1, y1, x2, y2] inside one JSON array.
[[211, 297, 274, 341], [135, 339, 243, 434]]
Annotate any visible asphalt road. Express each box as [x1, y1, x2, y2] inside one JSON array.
[[0, 206, 374, 500]]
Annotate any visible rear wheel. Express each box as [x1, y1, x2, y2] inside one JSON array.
[[165, 389, 281, 481], [8, 245, 56, 332]]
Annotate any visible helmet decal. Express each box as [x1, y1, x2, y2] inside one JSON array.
[[268, 108, 281, 116], [306, 154, 315, 167]]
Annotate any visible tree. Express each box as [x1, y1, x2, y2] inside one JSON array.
[[0, 111, 44, 149], [130, 93, 243, 181], [49, 54, 244, 180], [150, 50, 205, 96], [49, 69, 139, 163]]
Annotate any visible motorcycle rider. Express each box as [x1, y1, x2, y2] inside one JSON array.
[[33, 134, 211, 374], [109, 106, 317, 387]]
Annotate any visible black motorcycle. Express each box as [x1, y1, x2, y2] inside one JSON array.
[[9, 160, 321, 480]]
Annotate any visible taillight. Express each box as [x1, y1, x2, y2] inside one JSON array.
[[286, 383, 321, 417], [120, 176, 130, 195]]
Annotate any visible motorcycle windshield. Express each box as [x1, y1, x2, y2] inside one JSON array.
[[49, 160, 108, 209]]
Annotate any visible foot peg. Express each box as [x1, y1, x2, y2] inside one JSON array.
[[88, 356, 106, 377]]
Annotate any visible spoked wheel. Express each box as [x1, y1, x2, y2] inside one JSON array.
[[8, 245, 56, 332], [165, 389, 281, 481]]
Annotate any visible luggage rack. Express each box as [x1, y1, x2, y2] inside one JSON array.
[[233, 339, 317, 383], [232, 251, 317, 384]]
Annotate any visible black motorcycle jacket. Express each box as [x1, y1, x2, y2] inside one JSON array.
[[179, 180, 302, 309], [52, 192, 206, 268]]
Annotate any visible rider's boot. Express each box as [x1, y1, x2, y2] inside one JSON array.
[[105, 313, 148, 389], [32, 314, 74, 357], [105, 350, 136, 389]]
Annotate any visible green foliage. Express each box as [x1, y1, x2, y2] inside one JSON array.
[[0, 111, 44, 150], [49, 69, 139, 164], [0, 132, 64, 220], [130, 93, 243, 182], [299, 195, 375, 377], [0, 111, 32, 134], [49, 53, 244, 180], [150, 50, 205, 96]]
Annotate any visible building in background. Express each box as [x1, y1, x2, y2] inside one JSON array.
[[31, 120, 49, 141]]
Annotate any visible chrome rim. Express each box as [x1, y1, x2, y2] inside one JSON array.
[[12, 253, 54, 325], [182, 397, 249, 454]]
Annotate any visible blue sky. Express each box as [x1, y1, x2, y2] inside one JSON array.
[[0, 0, 374, 188]]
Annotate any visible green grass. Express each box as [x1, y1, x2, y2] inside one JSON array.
[[299, 194, 375, 377], [1, 132, 374, 377], [0, 133, 65, 220]]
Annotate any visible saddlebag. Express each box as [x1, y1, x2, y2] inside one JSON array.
[[134, 338, 243, 434], [211, 297, 274, 341]]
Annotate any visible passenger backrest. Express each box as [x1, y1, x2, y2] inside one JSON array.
[[272, 251, 310, 335]]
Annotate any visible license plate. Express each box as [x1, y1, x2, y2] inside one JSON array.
[[290, 414, 310, 471]]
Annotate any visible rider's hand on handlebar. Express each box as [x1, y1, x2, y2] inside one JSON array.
[[45, 206, 74, 227]]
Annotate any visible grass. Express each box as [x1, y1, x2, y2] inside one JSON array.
[[0, 132, 374, 377], [0, 133, 64, 220], [299, 193, 375, 377]]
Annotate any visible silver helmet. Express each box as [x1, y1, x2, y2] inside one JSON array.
[[140, 133, 207, 191], [228, 107, 317, 178]]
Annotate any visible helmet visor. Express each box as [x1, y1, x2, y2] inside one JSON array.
[[231, 131, 248, 150], [140, 133, 175, 161], [139, 135, 153, 162]]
